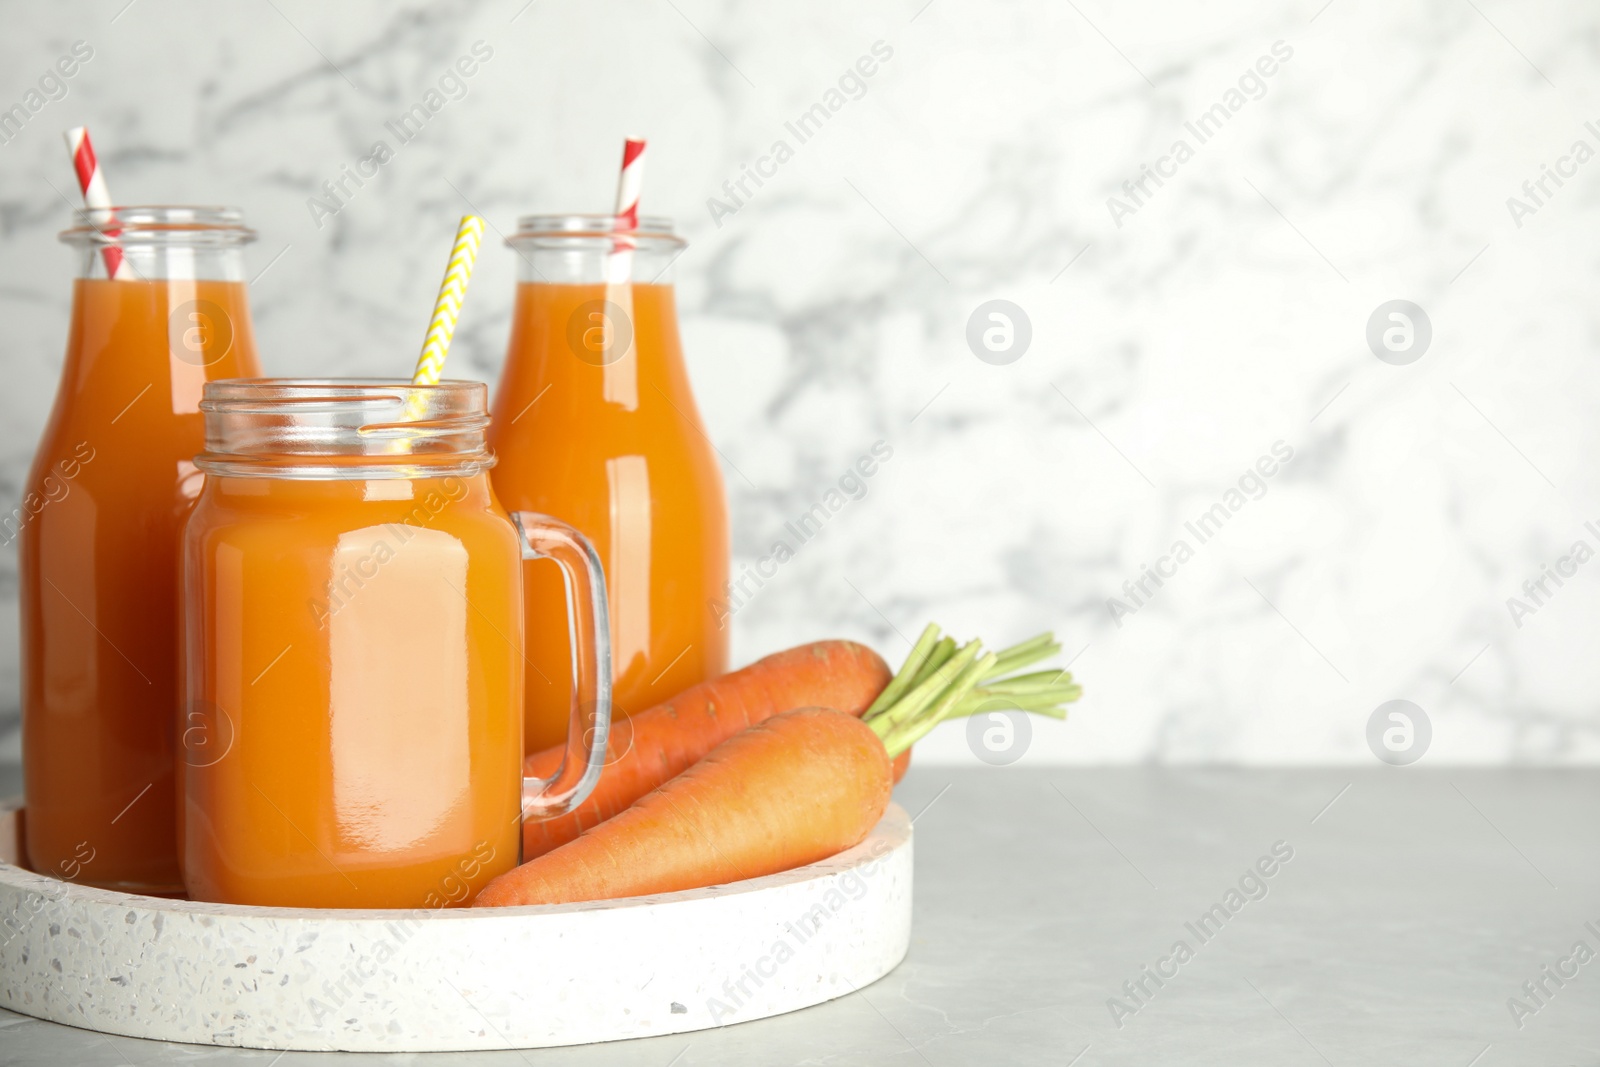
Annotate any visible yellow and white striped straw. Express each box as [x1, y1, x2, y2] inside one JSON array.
[[412, 214, 486, 388]]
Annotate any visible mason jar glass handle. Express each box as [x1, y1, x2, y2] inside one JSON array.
[[510, 512, 612, 820]]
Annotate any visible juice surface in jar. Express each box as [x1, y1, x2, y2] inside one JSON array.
[[181, 472, 522, 909], [21, 207, 260, 894], [182, 379, 613, 909], [489, 217, 729, 751]]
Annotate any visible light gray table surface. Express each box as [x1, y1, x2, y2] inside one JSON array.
[[1, 765, 1596, 1066]]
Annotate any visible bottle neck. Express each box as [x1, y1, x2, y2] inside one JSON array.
[[503, 281, 690, 416], [74, 244, 250, 283], [499, 216, 695, 417], [60, 206, 256, 282], [57, 271, 262, 425], [506, 215, 685, 285]]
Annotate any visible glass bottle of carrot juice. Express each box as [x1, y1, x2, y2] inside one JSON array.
[[20, 206, 261, 894], [490, 216, 728, 751]]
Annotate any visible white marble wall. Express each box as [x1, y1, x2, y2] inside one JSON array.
[[0, 0, 1595, 767]]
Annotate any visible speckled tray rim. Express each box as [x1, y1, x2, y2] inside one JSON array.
[[0, 797, 907, 920], [0, 797, 914, 1051]]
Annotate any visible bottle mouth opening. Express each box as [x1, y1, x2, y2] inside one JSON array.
[[60, 206, 256, 247], [509, 214, 684, 249], [197, 378, 493, 479]]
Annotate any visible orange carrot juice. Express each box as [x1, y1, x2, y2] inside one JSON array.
[[21, 207, 260, 894], [181, 380, 613, 909], [491, 217, 728, 751], [181, 474, 521, 908]]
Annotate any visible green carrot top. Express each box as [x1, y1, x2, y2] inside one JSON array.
[[862, 624, 1081, 758]]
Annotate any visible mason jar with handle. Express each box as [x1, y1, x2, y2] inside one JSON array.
[[180, 379, 610, 908]]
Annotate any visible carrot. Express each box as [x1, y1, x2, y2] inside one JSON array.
[[520, 640, 891, 859], [477, 708, 891, 907], [522, 628, 1077, 860], [478, 627, 1083, 908]]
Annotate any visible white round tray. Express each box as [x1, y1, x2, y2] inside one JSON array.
[[0, 799, 911, 1052]]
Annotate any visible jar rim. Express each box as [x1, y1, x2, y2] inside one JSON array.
[[61, 205, 255, 247], [197, 378, 493, 480], [200, 377, 486, 407]]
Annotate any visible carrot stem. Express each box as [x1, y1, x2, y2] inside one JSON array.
[[953, 687, 1080, 717], [863, 623, 940, 721], [957, 702, 1070, 720], [973, 681, 1081, 700], [909, 636, 958, 689], [984, 640, 1061, 681], [869, 641, 979, 738], [864, 626, 1082, 761], [881, 650, 997, 757], [975, 675, 1074, 696], [986, 632, 1054, 663]]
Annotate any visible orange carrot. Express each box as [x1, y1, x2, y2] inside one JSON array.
[[521, 640, 891, 859], [478, 708, 890, 907], [480, 628, 1081, 907]]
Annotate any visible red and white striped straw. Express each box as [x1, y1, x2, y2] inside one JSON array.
[[615, 137, 646, 231], [607, 137, 647, 284], [64, 127, 132, 280]]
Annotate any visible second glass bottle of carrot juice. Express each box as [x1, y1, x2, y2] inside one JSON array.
[[21, 207, 261, 893], [490, 216, 728, 750]]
